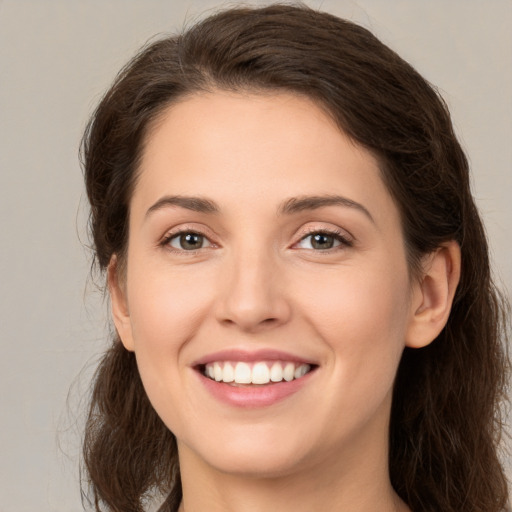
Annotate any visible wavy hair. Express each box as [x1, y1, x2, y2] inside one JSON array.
[[81, 4, 510, 511]]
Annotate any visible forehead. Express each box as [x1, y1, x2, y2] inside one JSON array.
[[132, 91, 398, 226]]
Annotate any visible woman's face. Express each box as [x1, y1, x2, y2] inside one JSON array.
[[112, 91, 422, 478]]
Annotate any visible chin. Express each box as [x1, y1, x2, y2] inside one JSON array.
[[179, 425, 316, 478], [207, 450, 308, 479]]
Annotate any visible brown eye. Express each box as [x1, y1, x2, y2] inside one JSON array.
[[296, 232, 344, 250], [169, 232, 211, 251], [310, 233, 336, 250]]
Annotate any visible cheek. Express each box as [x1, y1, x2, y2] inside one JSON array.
[[124, 264, 215, 405], [298, 261, 410, 390], [124, 267, 218, 434], [292, 265, 410, 448], [300, 259, 410, 334], [127, 264, 214, 351]]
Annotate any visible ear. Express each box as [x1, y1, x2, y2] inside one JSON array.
[[405, 241, 461, 349], [108, 255, 135, 351]]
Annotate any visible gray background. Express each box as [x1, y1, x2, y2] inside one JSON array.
[[0, 1, 510, 510]]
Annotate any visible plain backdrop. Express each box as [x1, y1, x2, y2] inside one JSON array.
[[0, 1, 510, 510]]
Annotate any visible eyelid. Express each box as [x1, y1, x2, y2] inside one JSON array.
[[292, 225, 354, 250], [159, 223, 219, 251], [169, 232, 212, 250], [158, 223, 354, 253]]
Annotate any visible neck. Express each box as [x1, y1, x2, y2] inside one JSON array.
[[178, 465, 407, 512], [176, 420, 410, 512]]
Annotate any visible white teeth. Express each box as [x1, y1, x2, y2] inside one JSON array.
[[252, 362, 270, 384], [214, 362, 222, 381], [234, 362, 252, 384], [294, 364, 309, 379], [283, 362, 295, 382], [222, 362, 234, 383], [270, 362, 283, 382], [204, 361, 312, 384]]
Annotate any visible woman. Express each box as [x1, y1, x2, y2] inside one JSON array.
[[81, 4, 510, 511]]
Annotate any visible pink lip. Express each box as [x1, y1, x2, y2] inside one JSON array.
[[195, 368, 316, 408], [191, 349, 318, 408], [191, 348, 316, 366]]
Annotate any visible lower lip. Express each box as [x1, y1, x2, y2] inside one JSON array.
[[197, 370, 315, 408]]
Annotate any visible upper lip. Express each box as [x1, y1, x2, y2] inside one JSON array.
[[191, 348, 318, 367]]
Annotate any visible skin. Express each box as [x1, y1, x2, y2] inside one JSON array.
[[109, 91, 460, 512]]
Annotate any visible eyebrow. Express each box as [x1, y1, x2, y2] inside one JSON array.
[[279, 195, 374, 223], [145, 193, 374, 223], [145, 195, 220, 217]]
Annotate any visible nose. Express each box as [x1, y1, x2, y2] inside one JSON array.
[[215, 248, 292, 333]]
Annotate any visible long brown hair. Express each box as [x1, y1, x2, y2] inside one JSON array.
[[81, 4, 510, 511]]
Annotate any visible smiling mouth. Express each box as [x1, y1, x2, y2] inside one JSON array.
[[198, 361, 316, 385]]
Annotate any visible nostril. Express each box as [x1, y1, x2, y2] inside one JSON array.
[[219, 316, 282, 330]]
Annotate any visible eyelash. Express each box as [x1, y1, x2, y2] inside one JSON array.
[[159, 227, 353, 254], [295, 228, 353, 251], [160, 229, 214, 254]]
